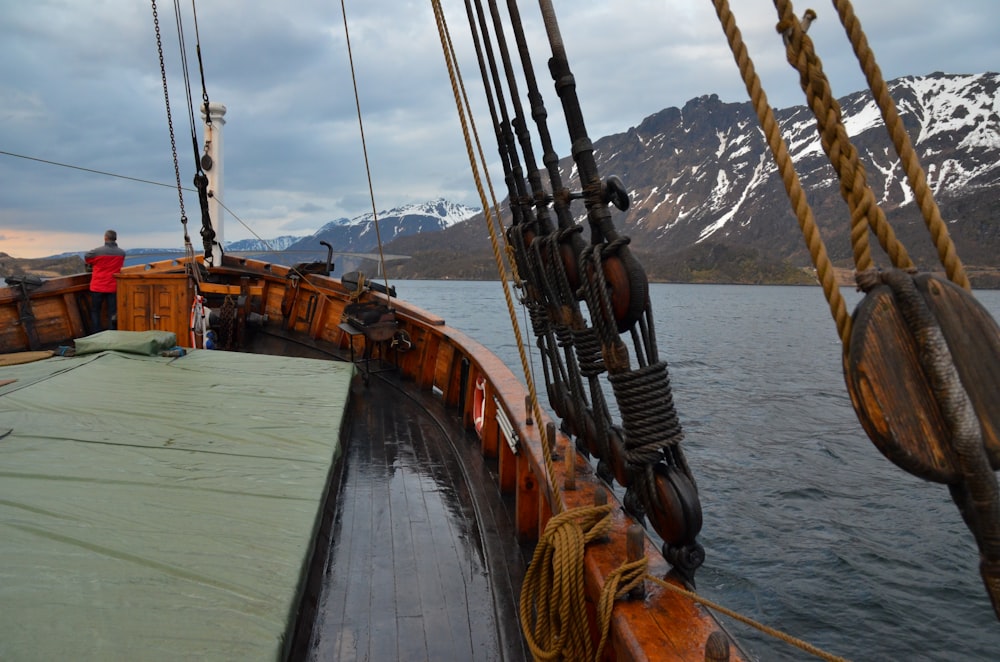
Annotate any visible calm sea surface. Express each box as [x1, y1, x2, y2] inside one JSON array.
[[395, 280, 1000, 661]]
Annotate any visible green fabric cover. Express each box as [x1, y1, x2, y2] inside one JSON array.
[[0, 349, 354, 661], [74, 329, 179, 356]]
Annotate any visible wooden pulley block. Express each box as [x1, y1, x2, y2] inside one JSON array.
[[647, 463, 703, 546], [596, 251, 648, 333], [607, 426, 630, 487], [519, 224, 536, 248], [844, 272, 1000, 483], [558, 239, 581, 290]]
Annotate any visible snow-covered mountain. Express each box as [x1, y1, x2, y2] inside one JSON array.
[[155, 199, 478, 256], [224, 235, 300, 253], [581, 72, 1000, 268], [285, 198, 479, 256]]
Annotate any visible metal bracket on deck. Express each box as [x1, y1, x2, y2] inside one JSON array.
[[495, 396, 519, 454], [4, 275, 43, 350]]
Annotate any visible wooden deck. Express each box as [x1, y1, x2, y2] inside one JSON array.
[[305, 368, 531, 661]]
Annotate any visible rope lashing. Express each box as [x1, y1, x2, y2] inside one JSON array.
[[609, 361, 685, 469], [878, 269, 1000, 614], [648, 575, 850, 662]]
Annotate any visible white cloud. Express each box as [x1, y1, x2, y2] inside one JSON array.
[[1, 0, 997, 256]]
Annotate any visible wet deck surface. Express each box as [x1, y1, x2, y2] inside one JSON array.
[[306, 369, 530, 661]]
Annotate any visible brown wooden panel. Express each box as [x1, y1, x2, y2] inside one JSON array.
[[62, 293, 86, 339], [433, 340, 455, 395], [515, 452, 539, 543], [442, 345, 464, 409], [155, 283, 189, 343], [0, 305, 27, 351], [395, 325, 422, 379], [197, 282, 264, 297], [24, 298, 75, 347], [481, 385, 499, 458], [417, 333, 439, 389], [121, 283, 152, 332], [498, 432, 517, 494]]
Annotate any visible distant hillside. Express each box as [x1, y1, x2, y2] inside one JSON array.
[[0, 252, 84, 279]]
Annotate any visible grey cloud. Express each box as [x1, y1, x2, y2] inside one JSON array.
[[1, 0, 997, 256]]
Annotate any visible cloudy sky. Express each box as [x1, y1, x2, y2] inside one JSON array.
[[2, 0, 997, 258]]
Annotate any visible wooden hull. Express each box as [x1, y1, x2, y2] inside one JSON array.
[[0, 256, 742, 660]]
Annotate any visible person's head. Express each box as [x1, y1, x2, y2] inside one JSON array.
[[104, 230, 117, 242]]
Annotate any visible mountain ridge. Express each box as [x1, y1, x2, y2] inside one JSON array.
[[384, 72, 1000, 286], [6, 73, 999, 287]]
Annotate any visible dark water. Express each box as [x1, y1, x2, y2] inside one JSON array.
[[395, 280, 1000, 661]]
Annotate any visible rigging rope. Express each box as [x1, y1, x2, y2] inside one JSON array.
[[710, 0, 850, 344], [715, 0, 1000, 620], [431, 0, 553, 471], [775, 1, 913, 275], [829, 0, 970, 290], [338, 0, 393, 302], [151, 0, 216, 264], [647, 575, 849, 662], [435, 1, 715, 658], [150, 0, 192, 252]]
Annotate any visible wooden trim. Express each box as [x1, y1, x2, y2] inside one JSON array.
[[197, 282, 265, 297]]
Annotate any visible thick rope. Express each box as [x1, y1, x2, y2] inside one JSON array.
[[648, 575, 850, 662], [830, 0, 970, 290], [710, 0, 850, 344], [879, 270, 1000, 589], [339, 0, 393, 298], [775, 1, 913, 274], [433, 4, 695, 658]]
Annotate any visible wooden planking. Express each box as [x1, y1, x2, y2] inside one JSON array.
[[62, 292, 86, 338], [196, 281, 265, 297], [417, 330, 439, 390], [308, 374, 527, 661], [0, 303, 29, 351], [433, 339, 455, 396]]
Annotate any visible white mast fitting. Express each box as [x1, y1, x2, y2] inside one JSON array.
[[200, 102, 227, 266]]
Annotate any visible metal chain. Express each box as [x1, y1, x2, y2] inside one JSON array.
[[150, 0, 190, 241]]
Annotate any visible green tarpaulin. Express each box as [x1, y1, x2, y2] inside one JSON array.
[[0, 344, 353, 661]]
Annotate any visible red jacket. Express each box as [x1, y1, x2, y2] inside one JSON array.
[[85, 241, 126, 293]]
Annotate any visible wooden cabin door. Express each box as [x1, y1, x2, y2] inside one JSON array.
[[117, 275, 192, 346]]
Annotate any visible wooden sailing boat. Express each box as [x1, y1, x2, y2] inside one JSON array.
[[1, 0, 998, 660]]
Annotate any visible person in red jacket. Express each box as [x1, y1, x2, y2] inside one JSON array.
[[85, 230, 126, 332]]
